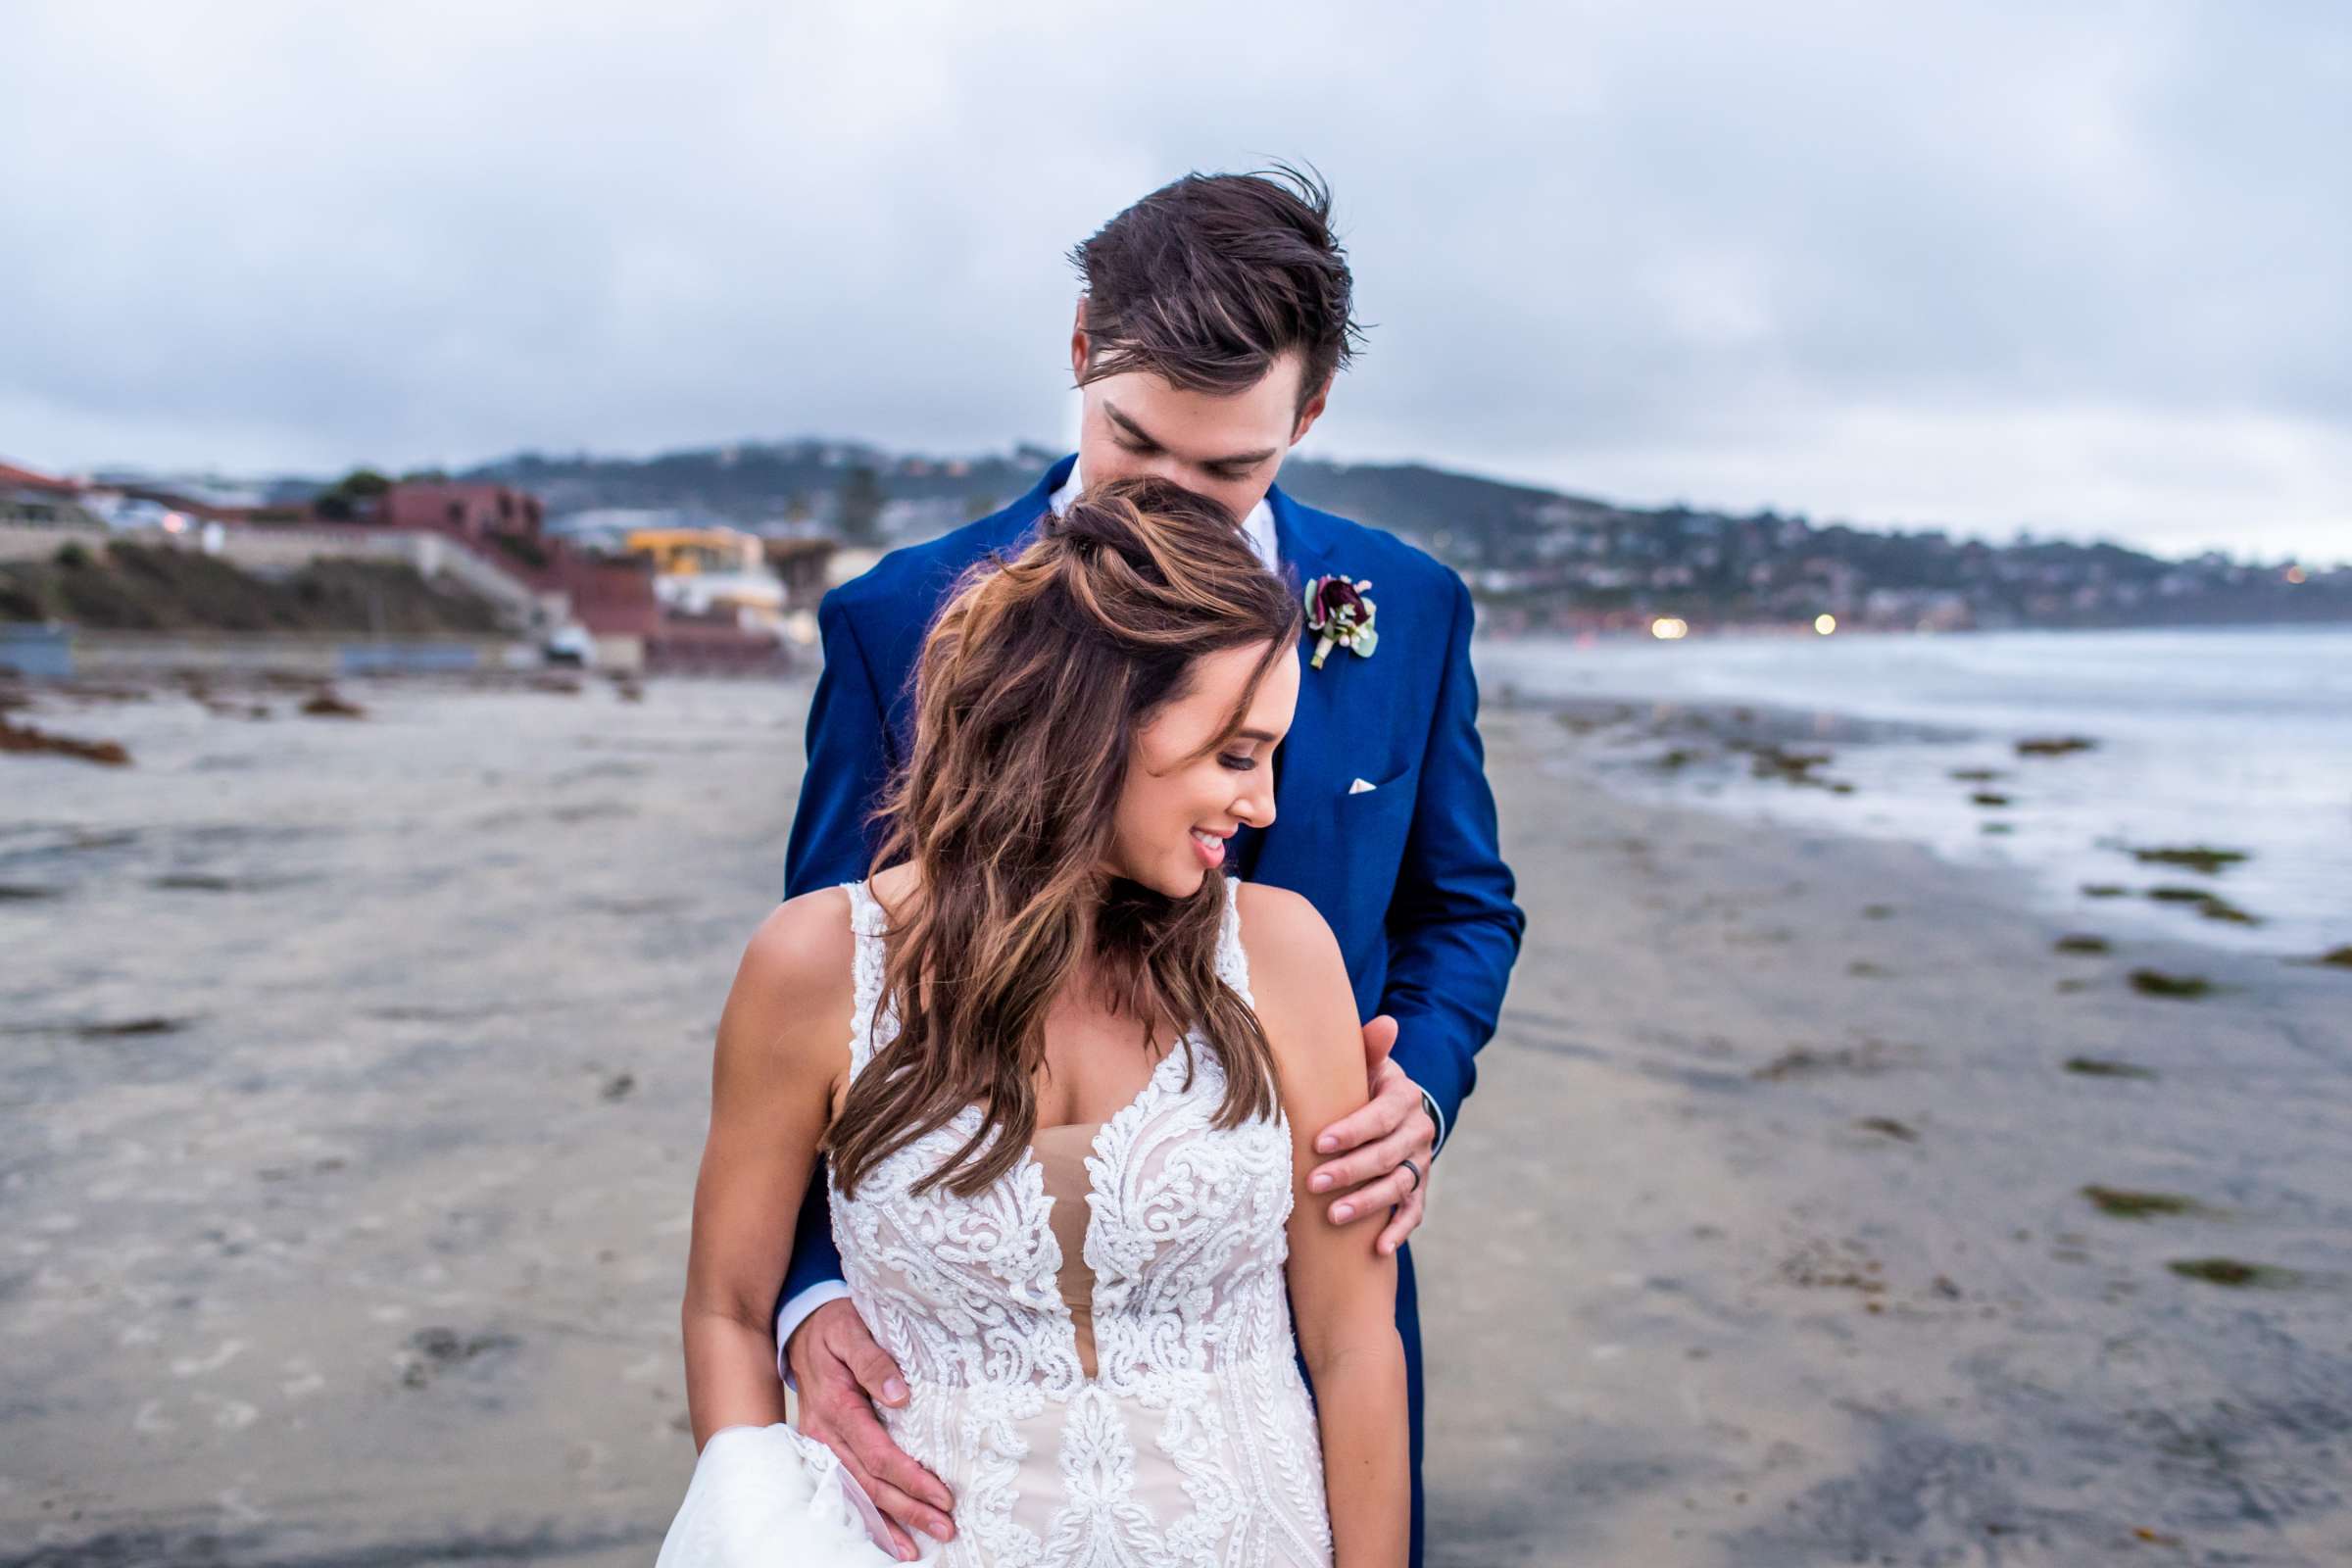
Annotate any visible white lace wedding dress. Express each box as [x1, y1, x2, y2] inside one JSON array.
[[826, 870, 1335, 1567]]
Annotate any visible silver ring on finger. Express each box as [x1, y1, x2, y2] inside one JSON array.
[[1398, 1155, 1421, 1195]]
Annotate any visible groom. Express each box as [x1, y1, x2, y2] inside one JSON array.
[[776, 168, 1524, 1567]]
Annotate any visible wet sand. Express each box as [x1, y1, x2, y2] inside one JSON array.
[[1422, 701, 2351, 1566], [2, 673, 2346, 1566]]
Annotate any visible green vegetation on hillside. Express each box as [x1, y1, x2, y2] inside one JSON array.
[[0, 541, 506, 635]]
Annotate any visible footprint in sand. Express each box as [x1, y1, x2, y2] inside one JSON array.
[[198, 1394, 260, 1431], [172, 1338, 249, 1377], [281, 1355, 326, 1398]]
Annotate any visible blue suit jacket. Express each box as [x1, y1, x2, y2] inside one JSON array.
[[775, 451, 1524, 1309]]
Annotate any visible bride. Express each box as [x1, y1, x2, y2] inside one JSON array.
[[668, 478, 1409, 1567]]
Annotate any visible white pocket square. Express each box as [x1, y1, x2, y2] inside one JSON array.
[[1348, 776, 1378, 794]]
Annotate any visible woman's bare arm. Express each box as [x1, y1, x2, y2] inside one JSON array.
[[679, 889, 856, 1449], [1241, 883, 1410, 1568]]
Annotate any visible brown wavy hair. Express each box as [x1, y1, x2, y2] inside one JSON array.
[[827, 478, 1304, 1200]]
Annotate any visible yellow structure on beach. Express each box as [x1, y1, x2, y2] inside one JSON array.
[[623, 525, 786, 628], [623, 526, 766, 578]]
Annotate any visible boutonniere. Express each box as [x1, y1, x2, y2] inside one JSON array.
[[1303, 573, 1378, 669]]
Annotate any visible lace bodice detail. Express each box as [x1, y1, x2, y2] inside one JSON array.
[[826, 873, 1334, 1567]]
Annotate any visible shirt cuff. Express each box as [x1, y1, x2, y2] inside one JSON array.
[[1420, 1086, 1449, 1159], [774, 1280, 855, 1391]]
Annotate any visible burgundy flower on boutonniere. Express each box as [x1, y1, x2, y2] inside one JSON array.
[[1303, 573, 1379, 669]]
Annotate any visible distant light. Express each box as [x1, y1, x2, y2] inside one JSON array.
[[162, 512, 187, 533], [1814, 613, 1838, 635], [1650, 615, 1689, 641], [2284, 564, 2307, 584]]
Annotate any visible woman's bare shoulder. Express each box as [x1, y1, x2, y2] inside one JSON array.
[[720, 886, 859, 1079], [1233, 882, 1351, 1045], [1234, 879, 1332, 959], [744, 884, 858, 984], [1232, 882, 1366, 1141]]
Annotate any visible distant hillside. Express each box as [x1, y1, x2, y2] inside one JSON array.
[[419, 438, 2348, 632], [455, 441, 1614, 565], [465, 440, 1049, 534], [1273, 458, 1622, 564]]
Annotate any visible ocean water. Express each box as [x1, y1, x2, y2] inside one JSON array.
[[1476, 625, 2352, 958]]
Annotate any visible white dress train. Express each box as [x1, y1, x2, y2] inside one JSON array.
[[656, 1422, 898, 1567]]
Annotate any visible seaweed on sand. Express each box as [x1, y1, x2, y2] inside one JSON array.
[[75, 1015, 194, 1039], [0, 714, 130, 765], [2064, 1056, 2157, 1079], [2128, 845, 2249, 874], [1747, 744, 1834, 784], [2082, 1184, 2208, 1220], [2167, 1257, 2300, 1288], [2144, 885, 2262, 926], [2130, 969, 2211, 1000]]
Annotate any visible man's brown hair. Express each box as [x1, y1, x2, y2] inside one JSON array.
[[1068, 163, 1366, 414]]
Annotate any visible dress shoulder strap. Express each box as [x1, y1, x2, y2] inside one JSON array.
[[1214, 873, 1254, 1009], [840, 877, 893, 1078]]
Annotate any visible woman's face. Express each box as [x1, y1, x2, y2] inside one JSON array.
[[1106, 639, 1298, 899]]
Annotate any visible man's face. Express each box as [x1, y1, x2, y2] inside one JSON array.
[[1071, 315, 1329, 520]]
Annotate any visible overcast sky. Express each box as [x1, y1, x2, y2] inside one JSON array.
[[3, 2, 2345, 563]]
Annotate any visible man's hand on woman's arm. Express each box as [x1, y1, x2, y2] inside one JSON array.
[[1306, 1014, 1437, 1256]]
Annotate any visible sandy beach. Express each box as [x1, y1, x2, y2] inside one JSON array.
[[4, 669, 2347, 1566]]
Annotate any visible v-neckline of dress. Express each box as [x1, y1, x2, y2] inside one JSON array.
[[1016, 1037, 1193, 1390], [849, 874, 1202, 1390]]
